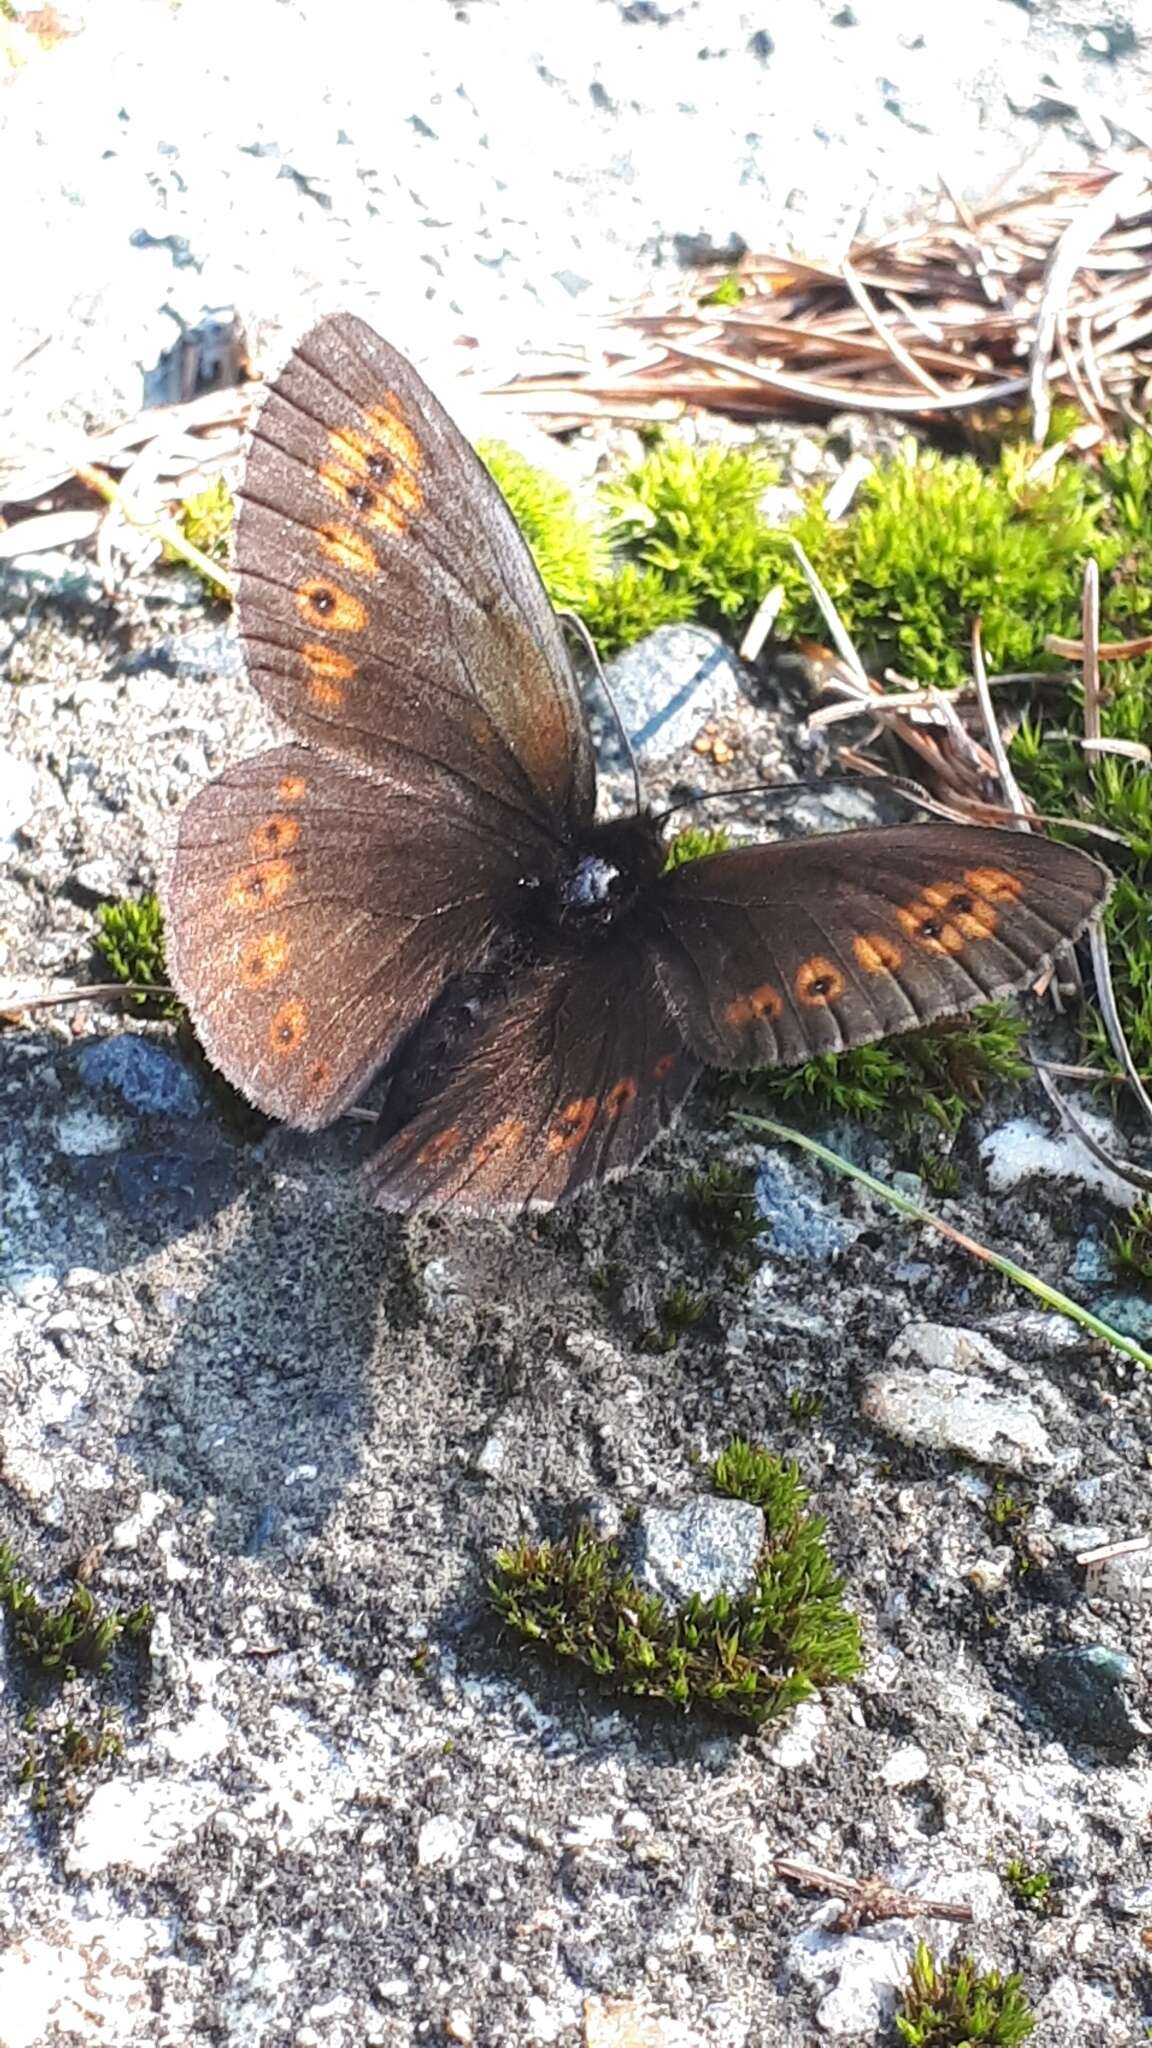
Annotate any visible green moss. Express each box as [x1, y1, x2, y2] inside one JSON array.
[[987, 1484, 1030, 1536], [663, 822, 732, 871], [698, 273, 745, 308], [1114, 1196, 1152, 1286], [777, 442, 1116, 685], [684, 1160, 769, 1254], [1002, 1858, 1054, 1915], [0, 1545, 152, 1681], [741, 1005, 1028, 1142], [17, 1711, 125, 1815], [895, 1941, 1034, 2045], [787, 1389, 825, 1423], [94, 892, 179, 1015], [478, 442, 609, 610], [602, 438, 779, 628], [638, 1281, 708, 1352], [165, 475, 235, 601], [490, 1438, 861, 1726]]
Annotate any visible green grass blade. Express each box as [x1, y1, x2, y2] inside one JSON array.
[[733, 1111, 1152, 1371]]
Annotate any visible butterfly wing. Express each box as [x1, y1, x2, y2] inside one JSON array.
[[361, 948, 700, 1214], [650, 825, 1110, 1068], [165, 744, 552, 1127], [235, 313, 595, 837]]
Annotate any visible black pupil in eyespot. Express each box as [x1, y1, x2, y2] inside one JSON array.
[[311, 588, 334, 614], [921, 918, 942, 937], [811, 977, 831, 994], [367, 454, 393, 482], [348, 482, 375, 511], [951, 895, 974, 913]]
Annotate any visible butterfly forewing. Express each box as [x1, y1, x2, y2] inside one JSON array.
[[361, 948, 700, 1214], [651, 824, 1110, 1069], [166, 744, 551, 1127], [235, 314, 595, 838]]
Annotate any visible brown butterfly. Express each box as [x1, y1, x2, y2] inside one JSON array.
[[165, 314, 1111, 1213]]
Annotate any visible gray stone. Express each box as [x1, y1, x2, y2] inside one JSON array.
[[628, 1497, 765, 1606], [599, 626, 746, 769], [78, 1035, 203, 1118], [863, 1323, 1064, 1473]]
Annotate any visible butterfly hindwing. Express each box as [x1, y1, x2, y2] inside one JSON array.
[[165, 743, 551, 1127], [361, 946, 701, 1214], [235, 314, 595, 839], [651, 824, 1110, 1069]]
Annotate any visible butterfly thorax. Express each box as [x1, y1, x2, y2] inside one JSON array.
[[550, 811, 666, 933]]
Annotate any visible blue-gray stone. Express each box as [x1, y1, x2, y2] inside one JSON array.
[[598, 625, 746, 769], [79, 1035, 202, 1117], [628, 1497, 765, 1607], [1034, 1644, 1149, 1754], [1069, 1234, 1110, 1288], [1087, 1293, 1152, 1343], [755, 1149, 861, 1260]]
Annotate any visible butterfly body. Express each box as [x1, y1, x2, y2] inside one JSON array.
[[165, 313, 1111, 1213]]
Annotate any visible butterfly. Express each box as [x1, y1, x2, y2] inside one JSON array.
[[164, 313, 1111, 1214]]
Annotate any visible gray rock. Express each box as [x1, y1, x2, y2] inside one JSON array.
[[1031, 1646, 1150, 1755], [599, 626, 746, 769], [78, 1035, 203, 1118], [755, 1150, 863, 1260], [863, 1323, 1065, 1473], [628, 1497, 765, 1606]]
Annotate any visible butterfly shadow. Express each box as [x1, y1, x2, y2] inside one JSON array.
[[123, 1130, 411, 1557]]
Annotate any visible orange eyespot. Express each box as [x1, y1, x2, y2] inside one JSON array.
[[652, 1053, 677, 1081], [226, 859, 295, 911], [249, 814, 300, 858], [295, 583, 367, 634], [795, 956, 845, 1005], [416, 1126, 463, 1167], [897, 902, 965, 956], [240, 931, 290, 988], [547, 1097, 598, 1154], [964, 866, 1023, 904], [301, 643, 356, 709], [321, 401, 424, 536], [278, 775, 307, 803], [603, 1077, 638, 1122], [269, 998, 307, 1055], [317, 523, 378, 577], [853, 933, 904, 974], [723, 983, 783, 1030], [470, 1119, 527, 1167]]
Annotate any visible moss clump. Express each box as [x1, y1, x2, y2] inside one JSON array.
[[777, 442, 1116, 686], [1114, 1196, 1152, 1286], [18, 1711, 125, 1814], [95, 892, 179, 1014], [478, 442, 609, 610], [684, 1160, 769, 1255], [602, 438, 779, 629], [741, 1005, 1028, 1143], [663, 821, 732, 871], [164, 475, 235, 600], [0, 1545, 152, 1681], [637, 1281, 708, 1353], [490, 1438, 861, 1726], [895, 1941, 1034, 2046], [698, 273, 745, 308], [1002, 1858, 1054, 1915]]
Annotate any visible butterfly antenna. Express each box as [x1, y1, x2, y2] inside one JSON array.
[[559, 610, 643, 815], [652, 774, 941, 830]]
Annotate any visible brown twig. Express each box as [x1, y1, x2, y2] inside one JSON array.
[[772, 1858, 974, 1932]]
